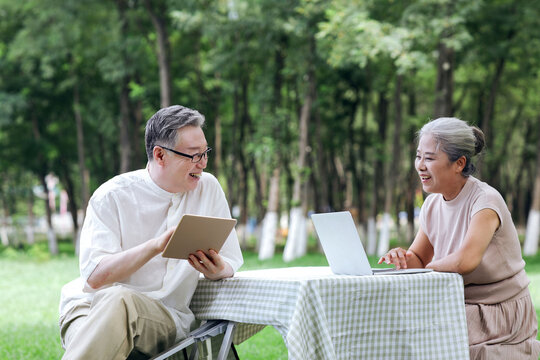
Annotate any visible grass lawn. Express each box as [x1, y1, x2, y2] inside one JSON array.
[[0, 243, 539, 359]]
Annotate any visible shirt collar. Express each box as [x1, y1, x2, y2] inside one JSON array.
[[143, 165, 176, 199]]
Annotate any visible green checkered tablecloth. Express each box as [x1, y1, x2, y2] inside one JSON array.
[[190, 267, 469, 360]]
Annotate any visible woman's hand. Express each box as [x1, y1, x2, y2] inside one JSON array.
[[378, 247, 415, 270], [188, 249, 233, 280]]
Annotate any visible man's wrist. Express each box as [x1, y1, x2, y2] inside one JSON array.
[[205, 262, 234, 280], [147, 237, 164, 257]]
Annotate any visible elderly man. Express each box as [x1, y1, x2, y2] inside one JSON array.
[[59, 105, 243, 359]]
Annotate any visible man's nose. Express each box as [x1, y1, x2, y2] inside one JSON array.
[[197, 156, 208, 169]]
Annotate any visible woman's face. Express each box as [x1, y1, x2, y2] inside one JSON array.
[[415, 134, 464, 199]]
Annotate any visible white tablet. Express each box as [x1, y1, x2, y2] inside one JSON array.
[[162, 214, 237, 259]]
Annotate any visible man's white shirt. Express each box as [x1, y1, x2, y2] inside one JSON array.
[[59, 169, 243, 341]]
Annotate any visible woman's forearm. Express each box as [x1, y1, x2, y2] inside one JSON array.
[[425, 250, 480, 275], [406, 249, 428, 268]]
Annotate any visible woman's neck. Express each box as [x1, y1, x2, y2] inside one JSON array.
[[442, 176, 468, 201]]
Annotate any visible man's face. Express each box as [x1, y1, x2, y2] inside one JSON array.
[[163, 126, 208, 193]]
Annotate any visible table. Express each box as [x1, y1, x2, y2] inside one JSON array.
[[190, 267, 469, 360]]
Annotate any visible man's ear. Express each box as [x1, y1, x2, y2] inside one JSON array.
[[153, 146, 166, 166]]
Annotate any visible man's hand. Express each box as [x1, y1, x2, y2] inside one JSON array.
[[188, 249, 234, 280], [153, 228, 176, 253]]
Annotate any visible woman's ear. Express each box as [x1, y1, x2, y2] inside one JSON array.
[[455, 155, 467, 173]]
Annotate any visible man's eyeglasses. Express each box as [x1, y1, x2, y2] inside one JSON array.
[[158, 145, 212, 163]]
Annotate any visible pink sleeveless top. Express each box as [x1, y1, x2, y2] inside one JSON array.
[[420, 176, 529, 304]]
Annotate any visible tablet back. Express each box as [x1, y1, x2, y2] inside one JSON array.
[[162, 214, 237, 259]]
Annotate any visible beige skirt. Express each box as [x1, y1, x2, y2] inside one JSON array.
[[465, 289, 540, 359]]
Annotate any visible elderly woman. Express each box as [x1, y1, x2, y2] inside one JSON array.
[[379, 117, 540, 359]]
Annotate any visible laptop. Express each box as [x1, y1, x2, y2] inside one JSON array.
[[311, 211, 433, 276]]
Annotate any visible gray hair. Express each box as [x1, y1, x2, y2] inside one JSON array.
[[418, 117, 485, 177], [145, 105, 206, 161]]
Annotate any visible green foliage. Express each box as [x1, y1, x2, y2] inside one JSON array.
[[0, 246, 19, 259], [26, 242, 52, 261], [0, 0, 539, 242]]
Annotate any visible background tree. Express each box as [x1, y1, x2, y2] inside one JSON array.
[[0, 0, 539, 256]]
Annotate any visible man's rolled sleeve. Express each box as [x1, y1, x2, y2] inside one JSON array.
[[79, 194, 123, 288]]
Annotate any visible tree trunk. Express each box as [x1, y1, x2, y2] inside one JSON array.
[[477, 56, 507, 178], [240, 76, 264, 222], [308, 151, 321, 214], [314, 110, 330, 213], [59, 156, 80, 254], [214, 111, 222, 179], [487, 104, 523, 191], [259, 37, 286, 259], [332, 156, 347, 210], [250, 156, 265, 221], [346, 88, 360, 211], [212, 77, 223, 179], [25, 190, 35, 245], [406, 84, 418, 242], [236, 78, 250, 247], [284, 36, 316, 262], [226, 85, 240, 213], [0, 192, 9, 246], [357, 89, 369, 227], [31, 113, 57, 255], [117, 0, 133, 174], [259, 168, 280, 260], [367, 91, 388, 255], [406, 126, 419, 243], [237, 156, 248, 248], [144, 0, 171, 108], [482, 57, 506, 152], [132, 87, 145, 167], [378, 75, 403, 256], [524, 123, 540, 255], [119, 79, 132, 173], [73, 83, 89, 208], [73, 80, 88, 253], [514, 156, 532, 227], [40, 173, 58, 255], [434, 41, 454, 117]]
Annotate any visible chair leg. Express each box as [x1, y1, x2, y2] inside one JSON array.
[[231, 343, 240, 360], [150, 320, 239, 360], [188, 344, 199, 360], [151, 337, 195, 360], [216, 322, 236, 360]]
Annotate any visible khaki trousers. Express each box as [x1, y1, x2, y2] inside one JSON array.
[[60, 286, 177, 360]]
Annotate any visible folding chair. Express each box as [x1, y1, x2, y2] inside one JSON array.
[[150, 320, 239, 360]]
